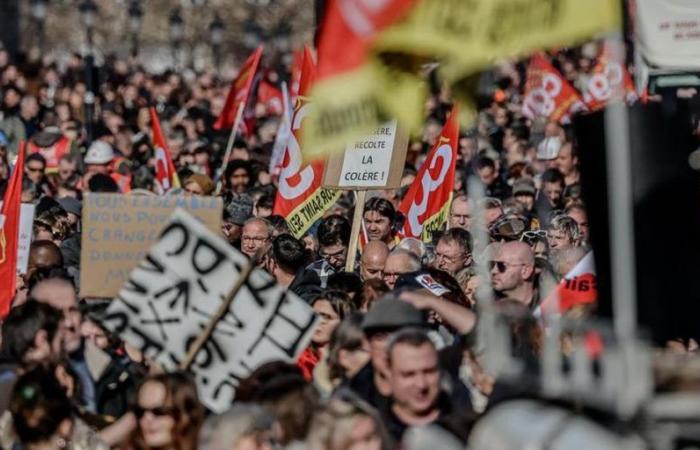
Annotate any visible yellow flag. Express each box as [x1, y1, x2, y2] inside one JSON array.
[[373, 0, 621, 127]]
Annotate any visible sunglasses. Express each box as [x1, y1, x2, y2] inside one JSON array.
[[520, 230, 547, 244], [133, 405, 175, 418], [489, 260, 526, 273]]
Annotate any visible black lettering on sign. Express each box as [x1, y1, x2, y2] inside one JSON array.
[[102, 311, 130, 335], [130, 326, 166, 359], [160, 222, 190, 257], [152, 280, 191, 313], [191, 237, 227, 275], [246, 292, 317, 358], [141, 301, 181, 341]]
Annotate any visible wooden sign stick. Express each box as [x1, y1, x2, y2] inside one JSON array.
[[180, 257, 256, 371], [214, 102, 246, 195], [345, 190, 367, 272]]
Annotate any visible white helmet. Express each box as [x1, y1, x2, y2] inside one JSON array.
[[84, 141, 114, 165]]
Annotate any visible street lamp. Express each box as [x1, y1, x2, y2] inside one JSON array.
[[209, 14, 224, 72], [30, 0, 48, 52], [79, 0, 98, 145], [168, 8, 184, 69], [127, 0, 143, 57]]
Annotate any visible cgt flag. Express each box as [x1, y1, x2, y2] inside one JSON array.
[[274, 46, 341, 238], [540, 251, 597, 315], [301, 0, 417, 162], [149, 107, 180, 194], [0, 141, 26, 317], [398, 106, 459, 242], [214, 46, 264, 130], [583, 42, 638, 111], [522, 54, 587, 124]]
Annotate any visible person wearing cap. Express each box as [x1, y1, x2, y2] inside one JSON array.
[[57, 196, 82, 232], [83, 141, 114, 176], [222, 193, 254, 247], [346, 297, 428, 412], [512, 178, 536, 214]]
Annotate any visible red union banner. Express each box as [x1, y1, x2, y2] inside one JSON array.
[[398, 106, 459, 242], [540, 251, 597, 315], [583, 43, 638, 111], [522, 54, 588, 124], [273, 46, 340, 238], [0, 141, 26, 317], [214, 46, 263, 130], [149, 107, 180, 194]]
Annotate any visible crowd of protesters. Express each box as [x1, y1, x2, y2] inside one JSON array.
[[0, 36, 654, 450]]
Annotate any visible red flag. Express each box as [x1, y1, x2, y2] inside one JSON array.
[[0, 141, 26, 317], [583, 43, 638, 111], [398, 106, 459, 242], [257, 78, 284, 116], [522, 54, 588, 124], [540, 251, 597, 315], [149, 107, 180, 194], [273, 46, 340, 238], [214, 46, 264, 130], [316, 0, 416, 79]]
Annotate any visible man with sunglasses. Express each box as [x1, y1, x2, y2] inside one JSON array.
[[490, 241, 536, 306]]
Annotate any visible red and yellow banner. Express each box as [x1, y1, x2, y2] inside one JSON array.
[[273, 46, 340, 238], [398, 106, 459, 242], [522, 54, 588, 124], [583, 42, 638, 111], [149, 107, 180, 194]]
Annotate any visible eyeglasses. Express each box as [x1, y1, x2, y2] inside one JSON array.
[[26, 166, 44, 173], [242, 235, 270, 244], [133, 405, 175, 419], [520, 230, 547, 244], [489, 260, 526, 273], [435, 252, 468, 265]]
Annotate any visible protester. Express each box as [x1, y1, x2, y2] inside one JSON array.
[[265, 234, 321, 302], [126, 373, 205, 450], [448, 195, 472, 231], [382, 249, 421, 289], [434, 228, 472, 277], [363, 198, 398, 249], [359, 241, 389, 282], [240, 217, 273, 261]]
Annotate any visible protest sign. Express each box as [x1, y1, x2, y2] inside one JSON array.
[[102, 209, 319, 413], [80, 194, 222, 298], [322, 120, 408, 189], [17, 204, 35, 275]]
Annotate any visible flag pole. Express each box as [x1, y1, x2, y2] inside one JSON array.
[[180, 256, 256, 371], [345, 190, 367, 272], [215, 102, 246, 195]]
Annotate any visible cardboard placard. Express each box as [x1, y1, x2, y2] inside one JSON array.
[[80, 194, 222, 298], [102, 209, 318, 412], [322, 120, 409, 190]]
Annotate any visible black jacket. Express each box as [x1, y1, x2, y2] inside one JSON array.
[[288, 268, 322, 303]]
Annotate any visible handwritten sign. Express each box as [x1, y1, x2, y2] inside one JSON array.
[[80, 194, 222, 298], [102, 209, 318, 412], [17, 204, 35, 275], [322, 120, 408, 190]]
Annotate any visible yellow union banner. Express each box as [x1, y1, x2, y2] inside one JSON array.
[[285, 188, 342, 239]]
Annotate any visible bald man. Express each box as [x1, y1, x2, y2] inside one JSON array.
[[383, 249, 421, 289], [27, 240, 64, 279], [360, 241, 389, 281], [490, 241, 535, 306]]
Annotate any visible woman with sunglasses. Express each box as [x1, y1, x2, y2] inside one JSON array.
[[126, 373, 205, 450]]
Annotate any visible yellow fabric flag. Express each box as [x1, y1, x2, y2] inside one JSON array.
[[373, 0, 621, 128]]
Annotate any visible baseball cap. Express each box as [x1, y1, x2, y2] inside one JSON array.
[[57, 197, 82, 217], [361, 296, 427, 333], [512, 178, 536, 196], [84, 141, 115, 165], [537, 136, 562, 161], [224, 193, 253, 226]]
